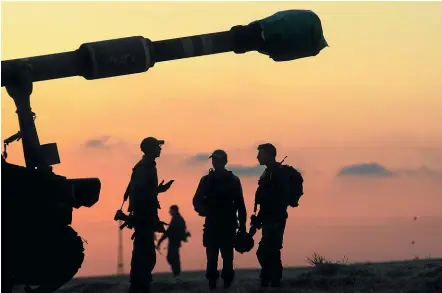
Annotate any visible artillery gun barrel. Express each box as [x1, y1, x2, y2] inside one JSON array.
[[1, 9, 328, 87], [153, 30, 236, 62], [1, 27, 259, 87]]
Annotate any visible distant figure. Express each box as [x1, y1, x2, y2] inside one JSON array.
[[252, 143, 296, 288], [156, 205, 190, 279], [126, 137, 174, 293], [193, 150, 247, 289]]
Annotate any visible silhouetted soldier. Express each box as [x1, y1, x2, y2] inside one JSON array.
[[156, 205, 190, 279], [253, 143, 291, 288], [193, 150, 247, 289], [127, 137, 174, 293]]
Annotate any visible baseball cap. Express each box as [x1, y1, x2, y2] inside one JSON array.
[[140, 137, 165, 153], [209, 149, 228, 161]]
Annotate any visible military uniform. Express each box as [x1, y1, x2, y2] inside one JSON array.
[[254, 162, 290, 286], [193, 168, 247, 288], [128, 156, 161, 292]]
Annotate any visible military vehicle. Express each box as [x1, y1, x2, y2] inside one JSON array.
[[1, 9, 327, 293]]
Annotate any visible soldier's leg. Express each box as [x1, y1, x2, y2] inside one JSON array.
[[203, 228, 219, 282], [166, 245, 173, 272], [205, 245, 220, 284], [220, 243, 235, 288], [167, 243, 181, 277], [268, 220, 287, 286], [147, 231, 157, 285], [256, 225, 272, 286], [175, 246, 181, 277], [129, 227, 156, 292], [268, 249, 282, 286], [130, 229, 144, 288]]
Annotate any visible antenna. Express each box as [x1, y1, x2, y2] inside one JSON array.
[[117, 220, 124, 275]]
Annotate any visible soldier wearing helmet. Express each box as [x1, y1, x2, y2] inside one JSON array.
[[127, 137, 174, 293], [192, 149, 247, 289]]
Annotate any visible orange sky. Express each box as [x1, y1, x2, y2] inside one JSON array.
[[1, 1, 442, 277]]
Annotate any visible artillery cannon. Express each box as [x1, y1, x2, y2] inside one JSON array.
[[1, 9, 327, 293]]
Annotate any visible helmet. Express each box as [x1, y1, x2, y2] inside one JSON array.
[[234, 231, 255, 254]]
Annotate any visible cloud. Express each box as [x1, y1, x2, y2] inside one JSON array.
[[399, 165, 442, 179], [337, 163, 394, 177], [83, 136, 112, 149], [185, 153, 211, 164], [184, 154, 265, 176], [229, 165, 265, 177], [82, 136, 127, 152], [336, 163, 442, 180]]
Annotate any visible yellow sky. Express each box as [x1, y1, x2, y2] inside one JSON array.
[[2, 1, 442, 277], [2, 1, 442, 150]]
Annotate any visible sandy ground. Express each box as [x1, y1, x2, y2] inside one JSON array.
[[13, 258, 442, 293]]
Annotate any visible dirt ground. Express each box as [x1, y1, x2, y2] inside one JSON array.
[[14, 258, 442, 293]]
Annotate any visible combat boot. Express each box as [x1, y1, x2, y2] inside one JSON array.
[[128, 284, 150, 293], [209, 279, 217, 289], [260, 279, 270, 288], [173, 275, 183, 284], [223, 278, 233, 289]]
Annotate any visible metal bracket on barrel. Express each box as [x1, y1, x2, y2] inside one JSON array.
[[4, 62, 61, 170]]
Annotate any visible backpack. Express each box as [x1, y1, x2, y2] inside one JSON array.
[[178, 217, 191, 242], [279, 164, 304, 207], [253, 159, 304, 216], [205, 169, 237, 206], [182, 230, 191, 243], [204, 169, 241, 225]]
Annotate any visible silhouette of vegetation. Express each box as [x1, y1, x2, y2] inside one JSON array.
[[292, 254, 442, 293], [305, 253, 350, 276]]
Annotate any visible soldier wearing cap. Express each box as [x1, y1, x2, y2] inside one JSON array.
[[127, 137, 174, 293], [192, 149, 247, 289], [253, 143, 290, 288]]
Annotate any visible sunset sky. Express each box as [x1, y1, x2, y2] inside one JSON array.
[[1, 1, 442, 277]]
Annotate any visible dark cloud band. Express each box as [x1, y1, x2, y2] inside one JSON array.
[[337, 163, 394, 177]]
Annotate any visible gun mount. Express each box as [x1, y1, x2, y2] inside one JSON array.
[[2, 59, 102, 293], [2, 9, 327, 293]]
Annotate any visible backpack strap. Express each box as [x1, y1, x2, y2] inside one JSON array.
[[120, 160, 144, 211], [206, 168, 214, 192], [121, 182, 131, 210]]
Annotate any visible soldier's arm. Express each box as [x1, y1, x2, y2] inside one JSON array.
[[192, 177, 207, 216], [254, 186, 264, 224], [123, 182, 131, 201], [157, 232, 168, 247], [235, 177, 247, 231], [158, 217, 177, 247]]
